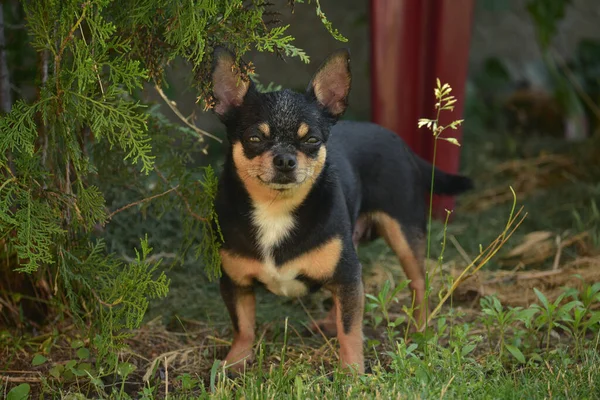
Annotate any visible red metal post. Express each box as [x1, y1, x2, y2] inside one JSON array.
[[370, 0, 430, 155], [370, 0, 475, 219]]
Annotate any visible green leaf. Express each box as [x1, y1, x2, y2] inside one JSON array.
[[32, 354, 47, 366], [586, 312, 600, 327], [7, 383, 30, 400], [505, 344, 526, 364], [209, 359, 220, 393], [49, 365, 63, 379], [76, 347, 90, 360], [534, 288, 550, 310], [461, 344, 477, 357], [560, 300, 583, 314], [529, 353, 544, 363], [78, 362, 94, 374], [406, 343, 418, 354], [365, 294, 378, 302], [117, 362, 136, 377], [71, 340, 84, 349]]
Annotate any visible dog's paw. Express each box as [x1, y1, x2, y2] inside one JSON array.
[[221, 348, 254, 376]]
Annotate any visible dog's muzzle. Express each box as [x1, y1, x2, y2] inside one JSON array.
[[271, 153, 297, 184]]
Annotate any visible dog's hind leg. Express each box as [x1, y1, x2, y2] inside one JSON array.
[[371, 212, 428, 329], [308, 304, 337, 337]]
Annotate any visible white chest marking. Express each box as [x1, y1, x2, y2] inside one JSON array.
[[251, 201, 296, 257], [251, 201, 306, 296]]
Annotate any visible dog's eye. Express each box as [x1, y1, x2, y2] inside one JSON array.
[[248, 136, 261, 143], [305, 137, 320, 144]]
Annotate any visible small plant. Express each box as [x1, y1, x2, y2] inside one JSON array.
[[365, 279, 410, 345], [561, 282, 600, 354], [479, 295, 537, 363], [531, 288, 581, 351]]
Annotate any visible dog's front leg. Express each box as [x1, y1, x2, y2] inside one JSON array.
[[220, 273, 256, 373], [333, 279, 365, 374]]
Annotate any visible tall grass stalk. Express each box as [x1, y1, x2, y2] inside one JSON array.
[[418, 81, 526, 332]]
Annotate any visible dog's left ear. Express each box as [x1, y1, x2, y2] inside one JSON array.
[[211, 47, 252, 117], [306, 48, 351, 117]]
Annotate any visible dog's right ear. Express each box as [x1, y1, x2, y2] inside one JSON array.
[[211, 47, 251, 117], [306, 48, 351, 118]]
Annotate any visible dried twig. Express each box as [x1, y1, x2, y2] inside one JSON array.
[[424, 206, 528, 328], [154, 82, 222, 143], [107, 185, 179, 220], [552, 235, 563, 271], [164, 356, 169, 399], [449, 235, 472, 266], [0, 375, 42, 383]]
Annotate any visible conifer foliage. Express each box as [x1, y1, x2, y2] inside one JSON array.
[[0, 0, 343, 366]]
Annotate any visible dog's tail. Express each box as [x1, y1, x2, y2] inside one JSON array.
[[415, 156, 474, 196]]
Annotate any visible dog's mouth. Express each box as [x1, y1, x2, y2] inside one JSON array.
[[257, 174, 306, 191]]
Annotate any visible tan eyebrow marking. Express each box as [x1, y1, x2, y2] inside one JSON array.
[[257, 122, 270, 137], [297, 122, 309, 138]]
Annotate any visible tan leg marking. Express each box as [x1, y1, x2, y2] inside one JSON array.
[[223, 290, 256, 372], [371, 212, 428, 329], [220, 249, 262, 287], [333, 284, 365, 374]]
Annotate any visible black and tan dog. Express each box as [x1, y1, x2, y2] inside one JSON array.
[[210, 47, 472, 374]]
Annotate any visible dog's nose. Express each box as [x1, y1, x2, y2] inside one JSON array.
[[273, 153, 297, 172]]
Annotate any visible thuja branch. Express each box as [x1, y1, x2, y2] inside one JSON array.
[[154, 166, 207, 222], [55, 2, 89, 99]]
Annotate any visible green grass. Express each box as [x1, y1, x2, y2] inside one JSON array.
[[203, 348, 600, 400]]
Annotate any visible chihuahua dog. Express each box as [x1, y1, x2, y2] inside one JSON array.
[[210, 47, 473, 374]]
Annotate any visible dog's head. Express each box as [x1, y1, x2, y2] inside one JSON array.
[[211, 48, 351, 199]]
